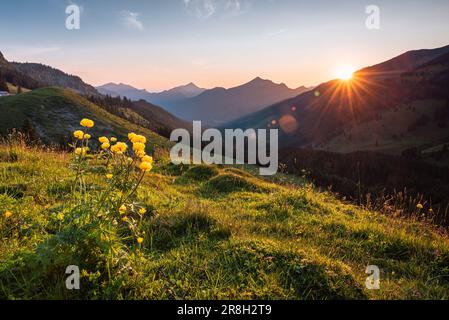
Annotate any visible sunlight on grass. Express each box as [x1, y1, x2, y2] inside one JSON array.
[[0, 124, 449, 300]]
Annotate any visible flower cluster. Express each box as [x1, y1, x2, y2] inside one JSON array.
[[70, 118, 154, 246]]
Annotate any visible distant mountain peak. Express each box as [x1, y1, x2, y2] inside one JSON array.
[[96, 81, 207, 105], [248, 76, 269, 83]]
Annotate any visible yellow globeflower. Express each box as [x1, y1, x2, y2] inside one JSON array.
[[84, 134, 91, 140], [80, 118, 94, 128], [73, 130, 84, 140], [133, 142, 145, 152], [119, 205, 127, 215], [139, 208, 147, 215], [137, 150, 146, 158], [122, 216, 128, 222], [56, 212, 65, 221], [4, 211, 13, 218], [416, 203, 424, 209], [99, 136, 109, 144], [111, 142, 128, 154], [140, 161, 153, 172], [141, 155, 153, 164], [133, 135, 147, 144], [101, 142, 110, 150], [128, 133, 137, 141], [110, 137, 117, 143], [106, 174, 113, 179], [137, 237, 144, 244], [75, 147, 88, 156]]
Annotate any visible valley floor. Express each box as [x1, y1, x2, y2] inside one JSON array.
[[1, 144, 449, 299]]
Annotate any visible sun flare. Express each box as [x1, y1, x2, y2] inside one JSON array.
[[336, 65, 355, 81]]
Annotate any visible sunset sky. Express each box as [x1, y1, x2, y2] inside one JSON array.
[[1, 0, 449, 91]]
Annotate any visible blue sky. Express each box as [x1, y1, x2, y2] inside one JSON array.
[[1, 0, 449, 91]]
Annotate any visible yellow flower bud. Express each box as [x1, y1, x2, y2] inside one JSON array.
[[80, 118, 94, 128], [139, 161, 153, 172], [73, 130, 84, 140], [128, 133, 137, 141], [119, 205, 127, 215], [141, 155, 153, 164], [99, 136, 109, 144], [75, 147, 88, 156], [133, 142, 145, 152], [133, 135, 147, 144]]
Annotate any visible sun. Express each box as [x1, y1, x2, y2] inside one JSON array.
[[336, 65, 356, 81]]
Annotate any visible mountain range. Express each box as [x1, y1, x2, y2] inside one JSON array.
[[96, 82, 206, 106], [229, 44, 449, 157], [98, 78, 310, 125], [0, 51, 98, 96], [2, 44, 449, 160], [0, 51, 187, 144], [166, 78, 310, 125]]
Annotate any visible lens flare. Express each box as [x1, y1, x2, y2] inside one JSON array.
[[336, 65, 355, 81]]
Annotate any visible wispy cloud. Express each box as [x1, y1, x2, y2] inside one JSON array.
[[183, 0, 248, 19], [121, 11, 144, 31], [266, 29, 287, 37]]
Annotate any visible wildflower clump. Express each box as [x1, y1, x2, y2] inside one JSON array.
[[68, 118, 155, 264]]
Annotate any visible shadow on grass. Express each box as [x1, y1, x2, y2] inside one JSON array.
[[146, 211, 231, 252]]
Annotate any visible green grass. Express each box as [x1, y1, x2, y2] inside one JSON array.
[[1, 144, 449, 300]]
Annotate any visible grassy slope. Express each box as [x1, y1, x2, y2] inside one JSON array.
[[1, 145, 449, 299], [0, 87, 170, 150], [321, 99, 449, 155]]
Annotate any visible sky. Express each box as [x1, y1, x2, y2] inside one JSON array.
[[1, 0, 449, 92]]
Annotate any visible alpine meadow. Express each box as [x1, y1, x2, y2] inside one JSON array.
[[1, 0, 449, 307]]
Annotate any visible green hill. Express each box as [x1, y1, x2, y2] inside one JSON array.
[[0, 50, 99, 95], [0, 87, 169, 149], [0, 143, 448, 299]]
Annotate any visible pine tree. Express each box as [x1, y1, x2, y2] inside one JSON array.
[[0, 69, 9, 92]]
